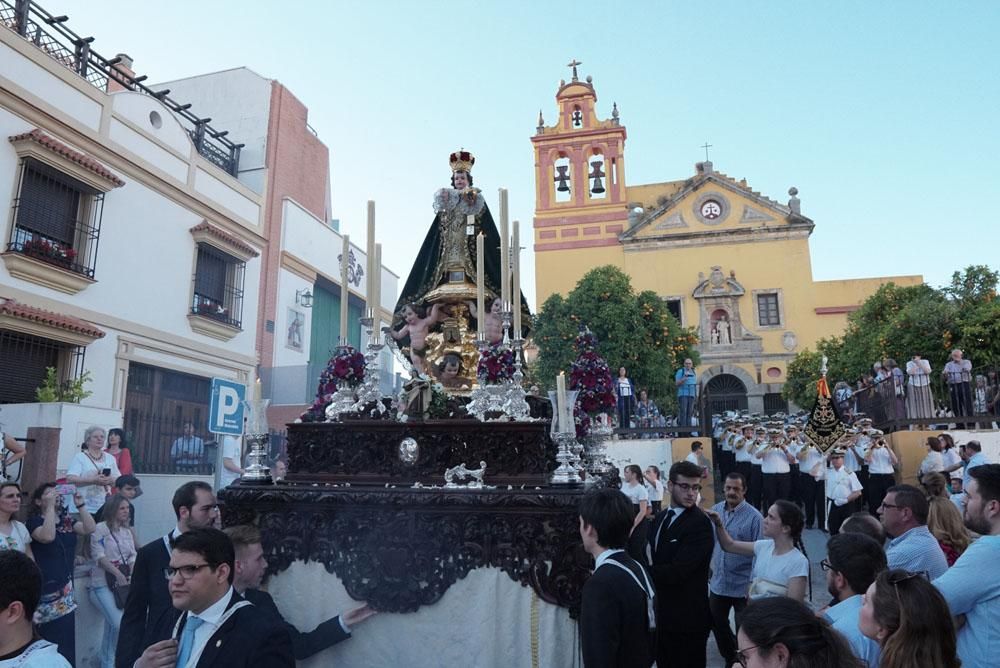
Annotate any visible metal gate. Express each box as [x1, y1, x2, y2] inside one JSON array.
[[703, 374, 749, 416]]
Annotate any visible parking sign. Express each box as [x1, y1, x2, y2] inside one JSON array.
[[209, 378, 245, 435]]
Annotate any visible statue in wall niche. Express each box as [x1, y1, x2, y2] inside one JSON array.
[[711, 326, 720, 345], [718, 316, 732, 345]]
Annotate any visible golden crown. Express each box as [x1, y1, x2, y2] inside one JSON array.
[[449, 149, 475, 173]]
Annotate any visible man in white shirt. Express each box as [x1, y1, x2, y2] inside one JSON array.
[[219, 435, 244, 488], [171, 422, 206, 472], [0, 550, 71, 667], [756, 428, 795, 510], [826, 448, 863, 535], [135, 528, 294, 668]]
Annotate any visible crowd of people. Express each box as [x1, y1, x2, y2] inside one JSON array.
[[832, 350, 999, 428], [582, 413, 999, 668]]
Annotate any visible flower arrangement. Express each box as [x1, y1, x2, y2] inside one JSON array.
[[477, 344, 515, 383], [569, 329, 616, 416], [192, 296, 230, 320], [300, 346, 367, 422], [21, 237, 77, 267]]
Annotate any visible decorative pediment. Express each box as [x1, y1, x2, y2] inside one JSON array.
[[692, 266, 746, 299]]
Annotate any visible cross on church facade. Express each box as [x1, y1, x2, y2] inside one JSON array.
[[701, 142, 713, 161], [567, 59, 582, 81]]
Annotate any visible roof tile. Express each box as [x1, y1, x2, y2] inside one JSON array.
[[8, 129, 125, 188]]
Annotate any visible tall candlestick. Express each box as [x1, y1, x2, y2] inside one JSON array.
[[556, 372, 567, 433], [512, 220, 521, 337], [253, 376, 261, 401], [340, 234, 350, 344], [374, 243, 382, 324], [366, 201, 375, 313], [499, 188, 510, 305], [476, 233, 485, 339]]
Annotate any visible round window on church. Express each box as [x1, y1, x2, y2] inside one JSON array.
[[693, 193, 730, 225], [767, 367, 782, 379]]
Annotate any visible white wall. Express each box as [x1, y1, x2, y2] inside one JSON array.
[[0, 402, 122, 473], [157, 68, 272, 194]]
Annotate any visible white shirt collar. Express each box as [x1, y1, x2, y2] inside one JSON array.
[[594, 548, 624, 570], [189, 586, 236, 626]]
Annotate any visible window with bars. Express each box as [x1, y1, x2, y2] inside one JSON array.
[[757, 292, 781, 327], [191, 243, 245, 329], [0, 330, 85, 404], [6, 159, 103, 278]]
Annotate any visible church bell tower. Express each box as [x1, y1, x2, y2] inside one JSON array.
[[531, 61, 628, 258]]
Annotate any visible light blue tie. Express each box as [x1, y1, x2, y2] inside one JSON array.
[[176, 615, 205, 667]]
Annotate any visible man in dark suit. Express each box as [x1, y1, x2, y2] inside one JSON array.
[[223, 525, 376, 660], [117, 481, 218, 668], [647, 460, 714, 668], [134, 528, 294, 668], [578, 488, 655, 667]]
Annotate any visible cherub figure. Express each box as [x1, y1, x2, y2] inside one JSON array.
[[467, 297, 504, 344], [388, 302, 448, 374]]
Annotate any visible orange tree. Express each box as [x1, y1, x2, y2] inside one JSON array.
[[532, 266, 700, 412]]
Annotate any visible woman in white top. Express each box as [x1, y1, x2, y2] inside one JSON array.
[[89, 495, 136, 668], [707, 499, 809, 601], [620, 465, 648, 529], [0, 482, 32, 557], [918, 436, 945, 484], [66, 426, 121, 515], [905, 355, 933, 420]]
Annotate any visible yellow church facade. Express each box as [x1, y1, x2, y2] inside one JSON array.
[[531, 69, 922, 414]]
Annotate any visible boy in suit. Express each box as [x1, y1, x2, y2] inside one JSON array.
[[578, 488, 655, 667], [647, 460, 714, 668], [135, 528, 293, 668], [117, 481, 218, 668], [224, 525, 376, 660]]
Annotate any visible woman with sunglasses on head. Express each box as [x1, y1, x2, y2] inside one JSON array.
[[858, 568, 959, 668], [735, 596, 861, 668], [706, 499, 809, 601]]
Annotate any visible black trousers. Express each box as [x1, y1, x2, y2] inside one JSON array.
[[761, 472, 792, 510], [749, 466, 763, 511], [827, 499, 852, 535], [800, 474, 825, 529], [789, 464, 802, 505], [735, 461, 752, 489], [657, 629, 710, 668], [720, 451, 736, 479], [709, 593, 747, 666], [867, 473, 896, 513], [854, 466, 870, 510]]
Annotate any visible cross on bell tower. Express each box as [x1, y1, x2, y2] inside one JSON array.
[[567, 59, 582, 82]]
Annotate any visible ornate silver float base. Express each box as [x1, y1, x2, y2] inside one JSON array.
[[550, 432, 582, 485], [241, 433, 272, 484], [352, 317, 386, 416], [325, 381, 358, 421]]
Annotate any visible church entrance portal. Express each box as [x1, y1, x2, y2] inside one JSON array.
[[704, 373, 749, 415]]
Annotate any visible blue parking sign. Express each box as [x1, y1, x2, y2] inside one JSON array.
[[209, 378, 245, 435]]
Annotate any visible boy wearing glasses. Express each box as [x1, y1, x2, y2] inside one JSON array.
[[647, 460, 714, 668], [135, 528, 293, 667]]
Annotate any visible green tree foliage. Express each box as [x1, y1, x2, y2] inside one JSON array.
[[533, 266, 700, 410], [783, 265, 1000, 408]]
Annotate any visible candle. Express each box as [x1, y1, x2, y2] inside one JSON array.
[[366, 201, 375, 315], [253, 376, 261, 402], [499, 188, 510, 305], [340, 234, 350, 344], [512, 220, 521, 338], [556, 372, 567, 433], [476, 233, 485, 339], [374, 243, 382, 323]]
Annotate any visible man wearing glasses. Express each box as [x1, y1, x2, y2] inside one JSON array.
[[118, 481, 219, 668], [934, 464, 1000, 666], [821, 533, 886, 668], [647, 460, 714, 668], [878, 484, 948, 580], [135, 528, 293, 667]]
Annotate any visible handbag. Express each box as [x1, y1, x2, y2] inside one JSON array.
[[105, 531, 132, 609]]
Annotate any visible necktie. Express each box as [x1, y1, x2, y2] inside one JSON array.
[[176, 615, 205, 668], [647, 509, 675, 563]]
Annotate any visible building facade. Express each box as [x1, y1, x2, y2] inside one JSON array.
[[1, 3, 266, 478], [531, 69, 922, 413], [159, 68, 398, 428]]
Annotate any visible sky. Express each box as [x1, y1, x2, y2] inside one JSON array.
[[58, 0, 1000, 311]]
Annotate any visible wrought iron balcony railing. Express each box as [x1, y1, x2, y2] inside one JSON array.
[[0, 0, 243, 176]]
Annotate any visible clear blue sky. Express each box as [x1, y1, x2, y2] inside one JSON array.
[[61, 0, 1000, 310]]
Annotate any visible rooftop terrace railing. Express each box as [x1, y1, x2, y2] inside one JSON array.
[[1, 0, 243, 176]]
